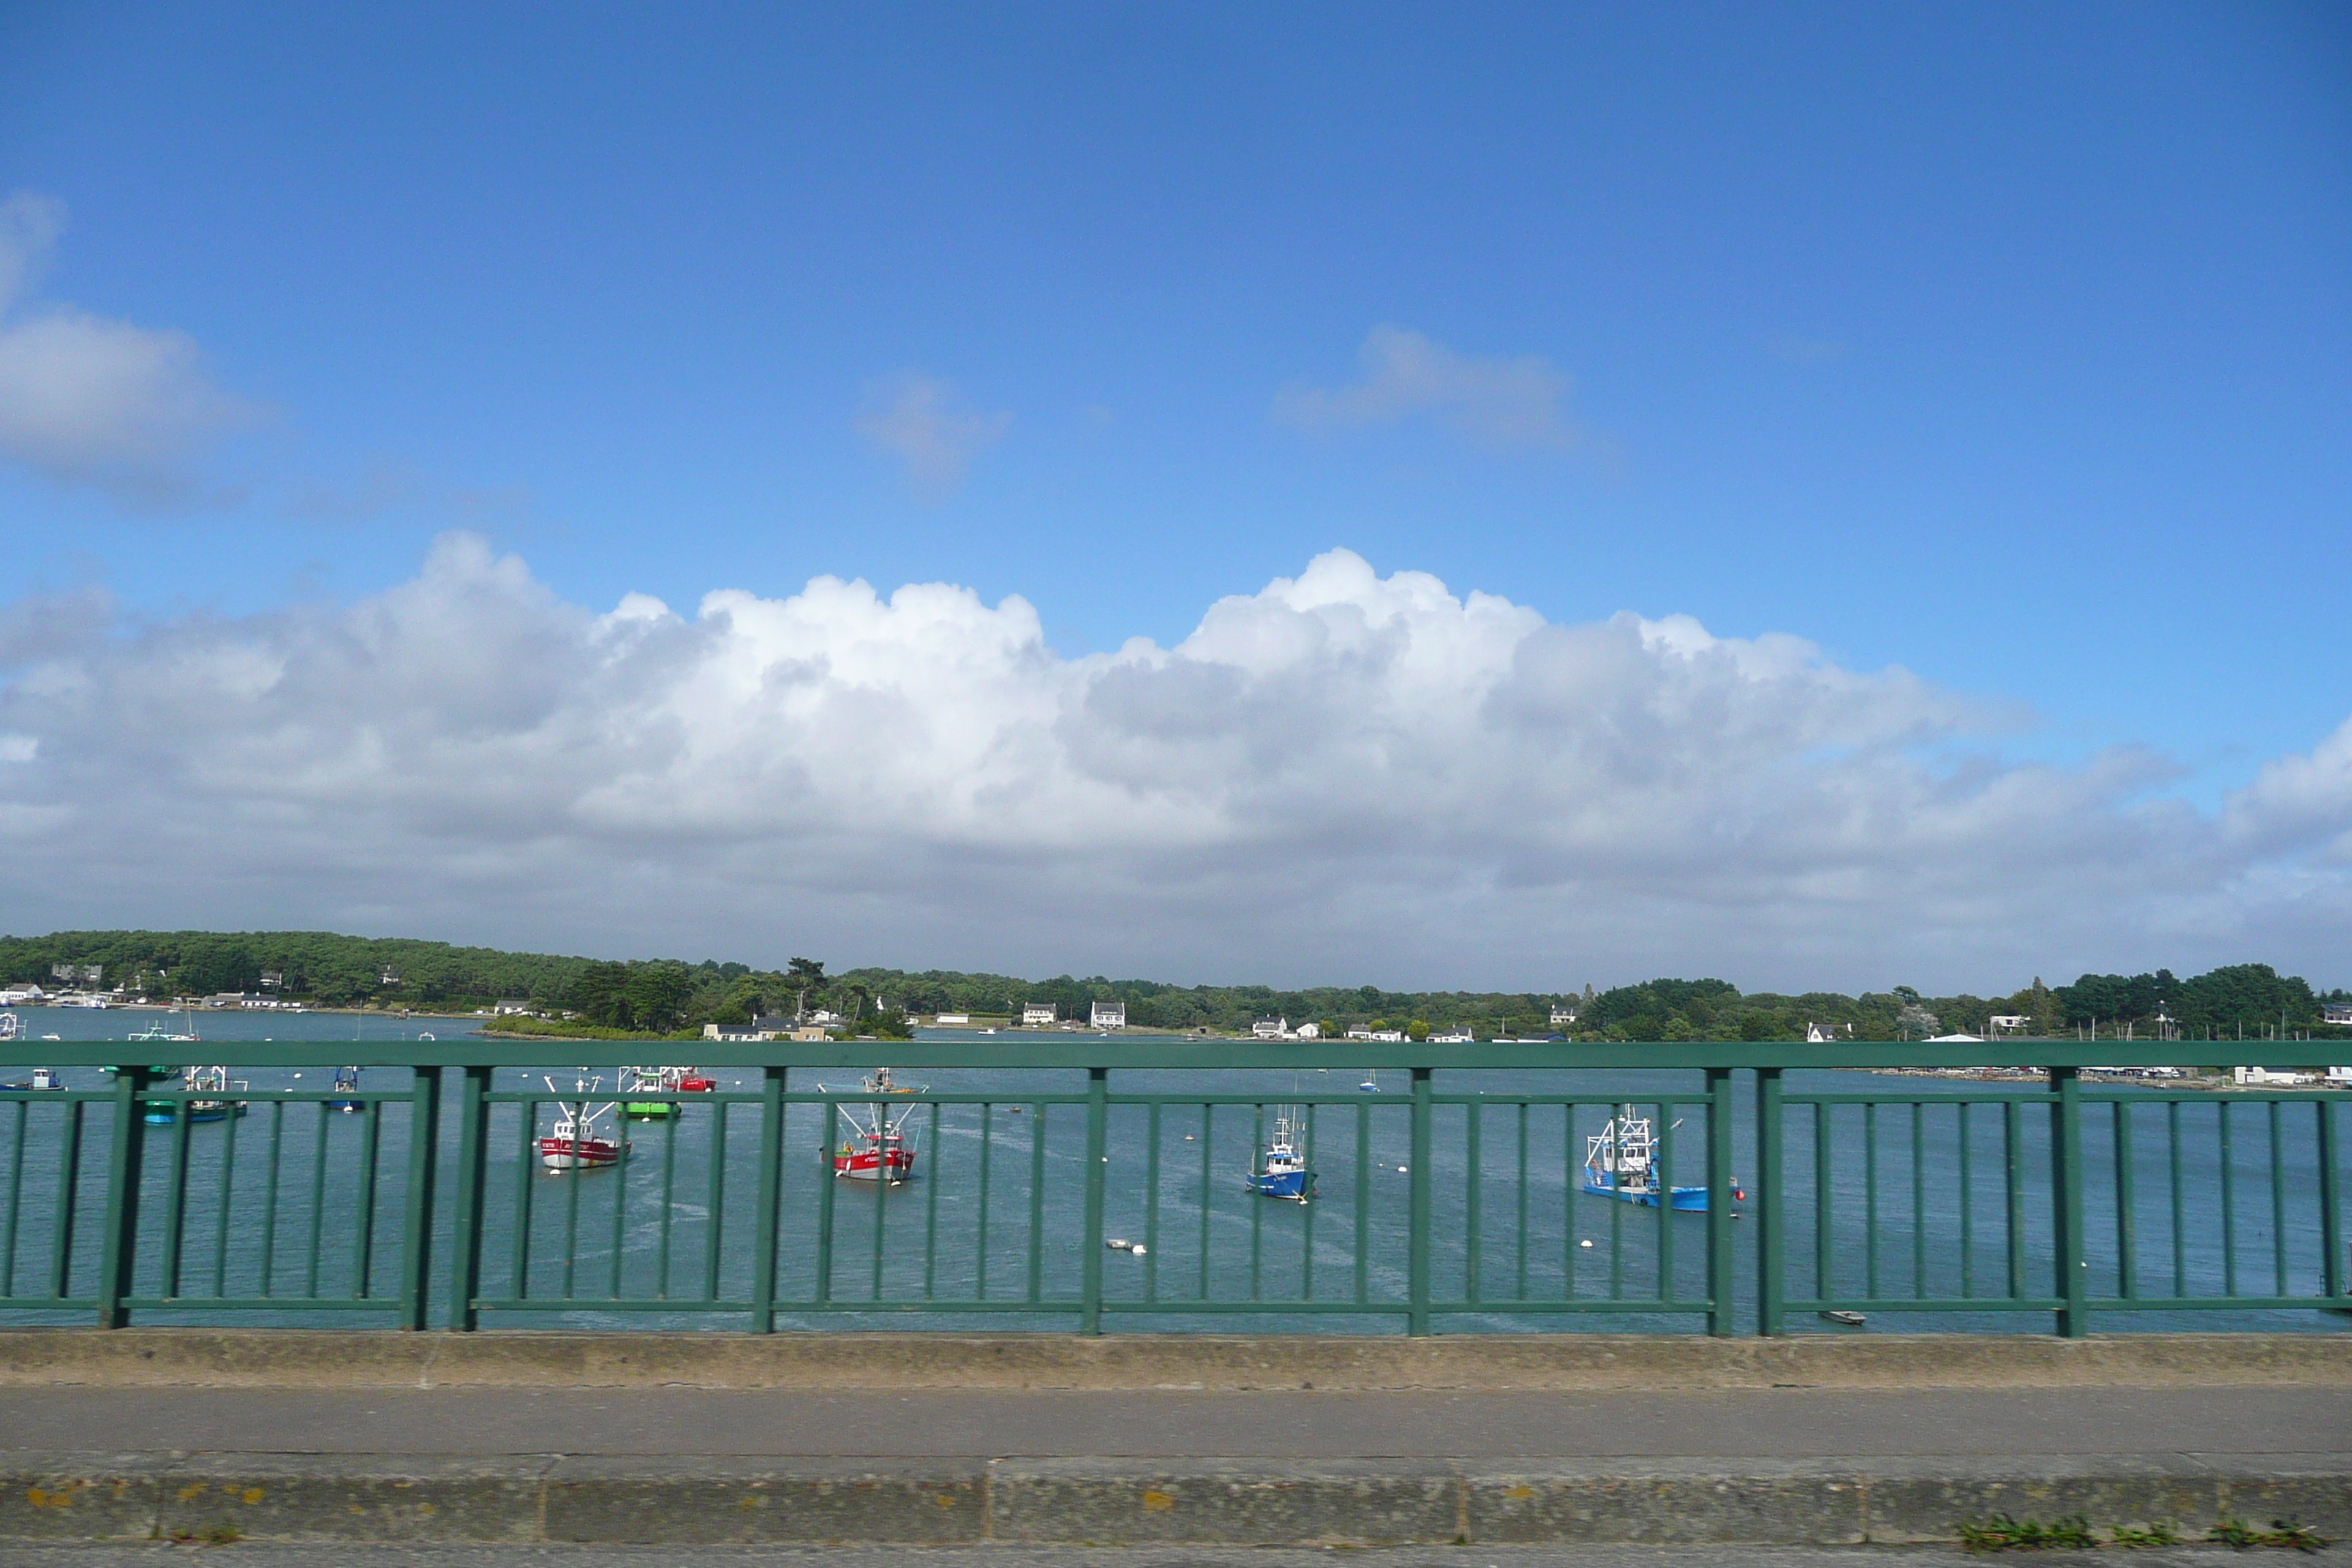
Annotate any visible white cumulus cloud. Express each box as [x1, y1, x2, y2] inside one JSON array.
[[0, 538, 2345, 989], [0, 189, 260, 505], [1275, 325, 1580, 452]]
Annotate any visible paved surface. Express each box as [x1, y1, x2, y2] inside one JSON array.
[[4, 1550, 2351, 1568], [4, 1548, 2350, 1567], [7, 1329, 2347, 1392], [4, 1384, 2344, 1549], [4, 1384, 2348, 1458]]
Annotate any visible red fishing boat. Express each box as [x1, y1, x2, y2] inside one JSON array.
[[538, 1079, 628, 1170], [831, 1123, 916, 1183], [826, 1068, 921, 1184]]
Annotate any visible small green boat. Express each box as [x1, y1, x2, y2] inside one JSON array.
[[621, 1064, 717, 1118]]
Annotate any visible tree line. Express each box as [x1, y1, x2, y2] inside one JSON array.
[[0, 930, 2342, 1042]]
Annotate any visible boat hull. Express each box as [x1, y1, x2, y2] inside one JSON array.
[[539, 1137, 627, 1169], [832, 1149, 916, 1183], [1248, 1169, 1316, 1200], [1582, 1177, 1709, 1211], [143, 1104, 240, 1125]]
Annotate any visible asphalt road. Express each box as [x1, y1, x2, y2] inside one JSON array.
[[4, 1545, 2350, 1568], [13, 1542, 2352, 1568], [3, 1384, 2345, 1459]]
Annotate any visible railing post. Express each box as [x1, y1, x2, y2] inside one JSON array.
[[2318, 1096, 2342, 1303], [1408, 1066, 1433, 1335], [442, 1066, 492, 1331], [2051, 1066, 2087, 1338], [1755, 1067, 1784, 1335], [1080, 1066, 1108, 1335], [94, 1068, 153, 1328], [750, 1065, 785, 1332], [1705, 1068, 1736, 1334], [398, 1066, 443, 1330]]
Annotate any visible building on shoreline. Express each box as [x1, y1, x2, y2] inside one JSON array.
[[1022, 1002, 1057, 1027], [1090, 1001, 1126, 1030], [706, 1015, 829, 1043]]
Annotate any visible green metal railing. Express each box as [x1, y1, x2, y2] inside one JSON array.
[[0, 1040, 2343, 1335]]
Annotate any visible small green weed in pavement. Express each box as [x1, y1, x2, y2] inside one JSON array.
[[2108, 1522, 2182, 1548], [2211, 1515, 2329, 1552], [1957, 1512, 2101, 1552]]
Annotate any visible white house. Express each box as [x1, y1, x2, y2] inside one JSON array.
[[2327, 1065, 2352, 1085], [1293, 1021, 1319, 1039], [1548, 1005, 1578, 1028], [1430, 1025, 1472, 1044], [1022, 1002, 1058, 1027], [1090, 1001, 1126, 1030], [2322, 1003, 2352, 1026], [2234, 1066, 2315, 1086], [704, 1017, 828, 1043], [935, 1012, 971, 1026], [494, 999, 535, 1016], [1987, 1014, 2031, 1034], [0, 985, 45, 1005], [1251, 1016, 1287, 1039]]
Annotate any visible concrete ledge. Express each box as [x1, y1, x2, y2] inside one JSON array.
[[4, 1453, 2345, 1545], [990, 1458, 1461, 1546], [1, 1328, 2346, 1391], [542, 1457, 987, 1545], [154, 1454, 553, 1544], [0, 1455, 161, 1542]]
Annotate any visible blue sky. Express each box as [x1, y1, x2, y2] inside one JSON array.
[[1, 4, 2348, 987]]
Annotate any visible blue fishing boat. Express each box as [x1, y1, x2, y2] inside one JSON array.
[[326, 1066, 365, 1113], [1582, 1104, 1716, 1211], [1247, 1107, 1315, 1202]]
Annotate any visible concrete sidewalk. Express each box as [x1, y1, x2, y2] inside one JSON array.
[[1, 1334, 2346, 1548]]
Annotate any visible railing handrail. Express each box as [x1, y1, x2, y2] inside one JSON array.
[[11, 1037, 2334, 1071]]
